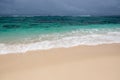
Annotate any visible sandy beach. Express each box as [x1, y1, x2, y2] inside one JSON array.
[[0, 43, 120, 80]]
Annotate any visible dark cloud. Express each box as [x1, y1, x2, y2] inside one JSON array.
[[0, 0, 120, 16]]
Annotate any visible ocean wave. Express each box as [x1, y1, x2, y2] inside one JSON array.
[[0, 30, 120, 54]]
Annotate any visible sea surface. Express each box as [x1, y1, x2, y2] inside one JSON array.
[[0, 16, 120, 54]]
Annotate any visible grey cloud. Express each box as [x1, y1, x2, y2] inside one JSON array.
[[0, 0, 120, 16]]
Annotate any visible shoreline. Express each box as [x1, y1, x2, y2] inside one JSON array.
[[0, 43, 120, 80], [1, 43, 120, 55]]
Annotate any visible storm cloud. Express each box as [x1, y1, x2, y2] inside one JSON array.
[[0, 0, 120, 16]]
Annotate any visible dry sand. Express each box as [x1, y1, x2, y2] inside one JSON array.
[[0, 44, 120, 80]]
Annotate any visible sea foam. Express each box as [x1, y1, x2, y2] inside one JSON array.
[[0, 29, 120, 54]]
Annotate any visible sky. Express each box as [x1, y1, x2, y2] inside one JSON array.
[[0, 0, 120, 16]]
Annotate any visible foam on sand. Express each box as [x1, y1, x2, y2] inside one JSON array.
[[0, 28, 120, 54]]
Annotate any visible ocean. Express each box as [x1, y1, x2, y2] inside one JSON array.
[[0, 16, 120, 54]]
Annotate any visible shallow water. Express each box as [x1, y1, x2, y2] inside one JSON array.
[[0, 16, 120, 54]]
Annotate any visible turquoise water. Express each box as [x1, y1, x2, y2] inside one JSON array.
[[0, 16, 120, 54]]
